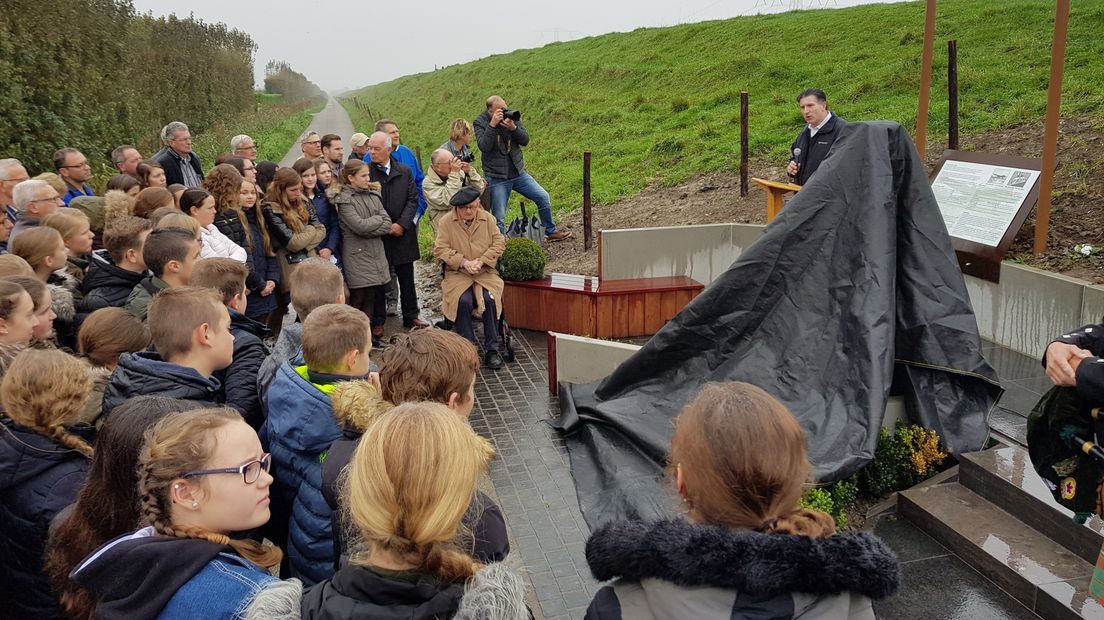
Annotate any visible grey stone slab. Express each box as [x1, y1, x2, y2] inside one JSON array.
[[998, 381, 1045, 417], [1037, 576, 1104, 620], [987, 343, 1048, 381], [989, 407, 1028, 445], [872, 514, 950, 564], [961, 447, 1104, 565], [900, 483, 1094, 609], [873, 554, 1042, 620]]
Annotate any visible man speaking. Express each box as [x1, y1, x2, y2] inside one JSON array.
[[786, 88, 846, 186]]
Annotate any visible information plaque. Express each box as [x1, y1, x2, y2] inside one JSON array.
[[930, 151, 1043, 282]]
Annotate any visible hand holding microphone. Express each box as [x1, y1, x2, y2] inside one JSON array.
[[787, 147, 801, 178]]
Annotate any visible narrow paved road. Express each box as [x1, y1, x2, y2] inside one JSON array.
[[278, 97, 357, 167]]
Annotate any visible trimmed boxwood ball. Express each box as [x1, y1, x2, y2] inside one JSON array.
[[499, 238, 546, 281]]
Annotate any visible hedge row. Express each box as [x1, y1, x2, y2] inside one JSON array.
[[0, 0, 256, 174]]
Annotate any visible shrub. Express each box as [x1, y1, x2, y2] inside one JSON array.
[[499, 238, 546, 281], [859, 424, 949, 497], [800, 487, 848, 528]]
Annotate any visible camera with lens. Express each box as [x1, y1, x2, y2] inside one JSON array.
[[501, 108, 521, 122], [458, 152, 476, 163]]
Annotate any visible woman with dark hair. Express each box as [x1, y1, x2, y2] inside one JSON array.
[[240, 179, 279, 325], [105, 174, 140, 198], [293, 158, 339, 266], [583, 382, 899, 619], [44, 396, 206, 620], [225, 156, 258, 185], [178, 188, 244, 262], [255, 161, 278, 198], [135, 160, 166, 189]]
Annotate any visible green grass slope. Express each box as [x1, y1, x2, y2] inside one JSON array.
[[341, 0, 1104, 219]]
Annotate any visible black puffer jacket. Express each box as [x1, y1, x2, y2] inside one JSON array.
[[214, 209, 263, 291], [76, 249, 146, 327], [215, 309, 268, 429], [101, 351, 222, 418], [0, 417, 89, 618], [301, 562, 528, 620]]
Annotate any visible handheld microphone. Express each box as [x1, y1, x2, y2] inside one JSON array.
[[791, 147, 801, 175]]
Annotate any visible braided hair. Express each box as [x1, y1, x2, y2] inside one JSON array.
[[0, 348, 93, 457], [136, 407, 282, 568]]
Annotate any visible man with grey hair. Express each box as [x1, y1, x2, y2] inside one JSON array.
[[152, 121, 204, 187], [10, 179, 63, 244], [367, 131, 427, 329], [423, 148, 485, 232], [111, 145, 143, 177], [300, 131, 322, 159], [0, 158, 30, 225], [230, 134, 258, 161]]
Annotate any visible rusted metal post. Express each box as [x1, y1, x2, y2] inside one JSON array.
[[1034, 0, 1071, 255], [740, 91, 749, 197], [915, 0, 937, 159], [583, 151, 593, 251], [948, 39, 959, 151]]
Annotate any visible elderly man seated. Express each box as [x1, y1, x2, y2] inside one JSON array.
[[433, 186, 507, 369]]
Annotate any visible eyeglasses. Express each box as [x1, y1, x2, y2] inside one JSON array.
[[60, 162, 91, 169], [30, 195, 62, 204], [302, 140, 321, 146], [0, 176, 29, 184], [184, 453, 272, 484]]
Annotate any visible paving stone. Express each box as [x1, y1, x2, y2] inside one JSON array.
[[467, 327, 601, 617]]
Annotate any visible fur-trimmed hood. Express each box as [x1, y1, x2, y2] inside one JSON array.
[[46, 277, 76, 323], [586, 519, 899, 601]]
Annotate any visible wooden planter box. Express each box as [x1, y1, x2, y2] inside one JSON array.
[[501, 273, 703, 339]]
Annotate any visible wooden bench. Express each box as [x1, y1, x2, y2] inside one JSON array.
[[502, 273, 703, 339]]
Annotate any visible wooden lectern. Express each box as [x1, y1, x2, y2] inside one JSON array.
[[752, 178, 802, 222]]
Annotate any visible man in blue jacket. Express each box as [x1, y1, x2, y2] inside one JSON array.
[[55, 148, 95, 204]]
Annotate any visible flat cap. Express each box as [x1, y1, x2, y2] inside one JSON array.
[[350, 132, 370, 147], [450, 186, 482, 207]]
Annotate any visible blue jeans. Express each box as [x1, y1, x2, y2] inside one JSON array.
[[486, 172, 557, 234]]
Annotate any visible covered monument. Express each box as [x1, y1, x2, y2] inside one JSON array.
[[558, 121, 1003, 528]]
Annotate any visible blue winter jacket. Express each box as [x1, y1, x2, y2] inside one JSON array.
[[365, 144, 426, 220], [262, 360, 347, 586], [0, 418, 89, 618], [309, 190, 341, 265]]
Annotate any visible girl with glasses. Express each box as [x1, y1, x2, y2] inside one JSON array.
[[71, 408, 301, 619]]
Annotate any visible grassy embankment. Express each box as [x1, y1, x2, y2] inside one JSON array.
[[340, 0, 1104, 235]]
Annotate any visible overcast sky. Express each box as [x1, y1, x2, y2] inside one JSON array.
[[131, 0, 903, 93]]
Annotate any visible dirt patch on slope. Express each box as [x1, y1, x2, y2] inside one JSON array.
[[545, 117, 1104, 282]]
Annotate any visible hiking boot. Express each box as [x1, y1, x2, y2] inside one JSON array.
[[484, 350, 505, 370], [386, 303, 399, 316], [545, 230, 573, 242], [404, 318, 430, 330]]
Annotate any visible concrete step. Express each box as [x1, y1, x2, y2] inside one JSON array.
[[960, 446, 1104, 565], [899, 482, 1104, 619]]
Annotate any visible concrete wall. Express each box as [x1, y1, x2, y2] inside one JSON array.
[[597, 224, 1104, 359], [600, 223, 765, 284], [553, 332, 640, 387], [964, 263, 1104, 358]]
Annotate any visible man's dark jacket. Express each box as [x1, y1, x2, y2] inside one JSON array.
[[473, 110, 530, 179], [789, 114, 847, 186], [76, 249, 146, 327], [151, 146, 204, 187], [368, 158, 420, 265]]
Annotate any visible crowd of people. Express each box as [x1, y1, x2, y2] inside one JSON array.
[[0, 92, 901, 619]]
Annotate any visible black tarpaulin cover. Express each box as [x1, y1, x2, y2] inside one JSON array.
[[557, 122, 1002, 529]]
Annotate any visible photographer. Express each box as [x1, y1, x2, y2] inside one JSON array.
[[424, 148, 485, 233], [473, 95, 571, 241]]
